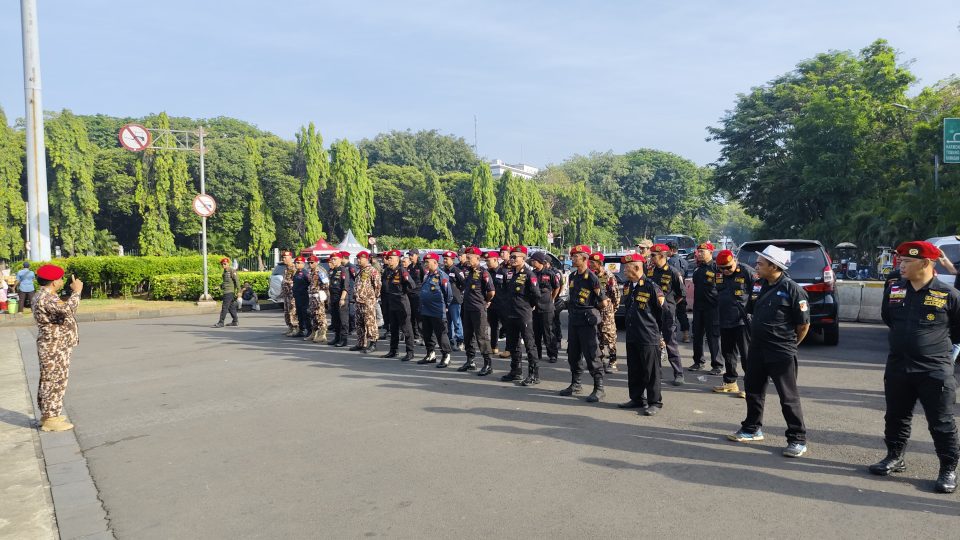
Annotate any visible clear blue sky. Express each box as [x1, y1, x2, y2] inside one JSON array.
[[1, 1, 957, 167]]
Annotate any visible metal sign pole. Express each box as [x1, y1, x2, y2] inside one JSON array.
[[199, 127, 210, 301], [20, 0, 51, 261]]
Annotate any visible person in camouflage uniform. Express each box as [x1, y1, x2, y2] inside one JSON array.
[[33, 264, 83, 432], [280, 251, 299, 336], [307, 255, 330, 343], [589, 252, 621, 373], [351, 251, 381, 353]]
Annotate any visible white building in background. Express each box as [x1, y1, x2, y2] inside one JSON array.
[[489, 159, 539, 180]]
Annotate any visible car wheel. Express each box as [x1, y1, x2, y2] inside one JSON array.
[[822, 321, 839, 346]]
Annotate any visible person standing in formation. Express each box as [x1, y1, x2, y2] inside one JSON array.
[[530, 252, 561, 364], [550, 258, 567, 357], [307, 255, 329, 343], [500, 246, 542, 386], [327, 252, 352, 347], [280, 251, 299, 336], [560, 245, 606, 403], [649, 244, 687, 386], [442, 251, 465, 351], [689, 243, 722, 374], [213, 257, 240, 328], [405, 249, 426, 345], [617, 253, 665, 416], [382, 250, 417, 361], [485, 251, 507, 356], [588, 252, 621, 373], [291, 257, 312, 338], [351, 251, 381, 353], [712, 249, 753, 397], [33, 265, 83, 432], [667, 241, 691, 343], [417, 252, 454, 368], [457, 247, 496, 375]]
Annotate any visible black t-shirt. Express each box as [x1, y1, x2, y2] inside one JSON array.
[[292, 269, 311, 296], [502, 266, 540, 319], [692, 261, 719, 309], [461, 265, 495, 313], [406, 262, 425, 294], [747, 274, 810, 359], [716, 263, 753, 328], [623, 279, 664, 345], [329, 265, 352, 296], [882, 277, 960, 377], [568, 268, 604, 326], [443, 264, 465, 305], [534, 267, 561, 311], [647, 264, 685, 313], [382, 266, 414, 311], [490, 266, 508, 310]]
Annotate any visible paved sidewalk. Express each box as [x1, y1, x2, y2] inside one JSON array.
[[0, 302, 220, 328], [0, 328, 56, 540]]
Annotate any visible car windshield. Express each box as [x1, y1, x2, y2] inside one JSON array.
[[935, 243, 960, 275], [738, 243, 827, 282]]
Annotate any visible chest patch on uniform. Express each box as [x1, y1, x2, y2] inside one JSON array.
[[928, 290, 948, 298], [735, 277, 745, 283], [577, 288, 590, 304], [888, 286, 905, 300], [471, 284, 476, 289], [752, 284, 762, 293], [923, 295, 947, 308], [927, 313, 936, 321]]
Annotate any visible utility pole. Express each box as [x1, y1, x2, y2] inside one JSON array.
[[21, 0, 51, 261]]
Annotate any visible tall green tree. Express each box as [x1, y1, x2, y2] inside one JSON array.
[[470, 164, 503, 246], [244, 137, 275, 268], [294, 122, 328, 242], [134, 112, 182, 255], [331, 139, 374, 240], [0, 107, 25, 259], [45, 110, 100, 255], [359, 129, 479, 173], [495, 171, 524, 245], [422, 167, 455, 241], [520, 180, 548, 246]]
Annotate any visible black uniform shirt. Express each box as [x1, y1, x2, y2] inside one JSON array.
[[443, 264, 465, 305], [882, 277, 960, 377], [382, 266, 414, 311], [503, 266, 541, 319], [568, 268, 605, 326], [692, 261, 719, 309], [292, 268, 310, 297], [461, 266, 495, 313], [406, 262, 425, 294], [747, 273, 810, 358], [648, 264, 685, 313], [329, 265, 352, 297], [623, 278, 665, 345], [715, 263, 754, 328], [668, 253, 689, 277], [490, 266, 508, 310], [534, 267, 561, 312]]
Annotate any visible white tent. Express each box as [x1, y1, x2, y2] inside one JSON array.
[[337, 229, 367, 262]]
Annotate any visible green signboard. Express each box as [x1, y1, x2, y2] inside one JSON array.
[[944, 118, 960, 164]]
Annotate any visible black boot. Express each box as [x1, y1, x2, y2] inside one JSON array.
[[520, 364, 540, 386], [212, 321, 225, 328], [349, 343, 364, 351], [327, 335, 340, 345], [868, 443, 906, 476], [558, 375, 583, 396], [402, 351, 415, 362], [336, 337, 348, 347], [457, 358, 478, 372], [417, 351, 437, 365], [364, 342, 377, 353], [936, 466, 958, 494], [382, 349, 398, 359], [477, 356, 493, 376], [500, 360, 522, 382], [437, 353, 451, 368], [585, 374, 605, 403]]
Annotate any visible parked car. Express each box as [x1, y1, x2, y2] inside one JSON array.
[[926, 236, 960, 288], [736, 239, 839, 346], [654, 234, 696, 255]]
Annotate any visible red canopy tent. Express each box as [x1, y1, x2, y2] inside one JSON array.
[[301, 237, 337, 257]]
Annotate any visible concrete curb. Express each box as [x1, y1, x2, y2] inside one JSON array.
[[0, 303, 221, 328]]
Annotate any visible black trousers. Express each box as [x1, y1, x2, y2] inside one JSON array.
[[676, 300, 690, 332], [218, 292, 238, 324], [330, 295, 349, 340], [626, 342, 661, 407], [295, 294, 312, 334], [421, 315, 452, 355], [533, 308, 557, 360], [408, 294, 422, 339], [389, 308, 415, 353], [661, 308, 682, 377], [693, 307, 721, 368], [488, 307, 502, 350], [720, 325, 749, 384], [552, 308, 563, 351], [567, 322, 601, 379], [741, 350, 806, 444], [462, 309, 492, 359], [505, 315, 537, 372], [884, 371, 959, 466]]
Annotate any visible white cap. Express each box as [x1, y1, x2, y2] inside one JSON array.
[[758, 245, 791, 270]]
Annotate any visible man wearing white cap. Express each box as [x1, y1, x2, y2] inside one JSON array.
[[727, 244, 811, 459]]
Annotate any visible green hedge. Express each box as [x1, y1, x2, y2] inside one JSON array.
[[16, 255, 228, 297], [150, 271, 272, 301]]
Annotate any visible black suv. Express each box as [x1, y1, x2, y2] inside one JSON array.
[[736, 239, 839, 346]]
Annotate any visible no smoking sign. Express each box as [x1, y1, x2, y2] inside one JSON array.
[[192, 193, 217, 218]]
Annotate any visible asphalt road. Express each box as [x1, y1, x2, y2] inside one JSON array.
[[38, 313, 960, 538]]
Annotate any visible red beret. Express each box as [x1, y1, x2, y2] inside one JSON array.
[[424, 252, 441, 262], [484, 251, 500, 259], [896, 241, 940, 260], [716, 250, 735, 266], [328, 251, 343, 259], [443, 251, 457, 259], [307, 255, 319, 263], [621, 253, 645, 264], [511, 245, 528, 255], [219, 257, 230, 264], [500, 245, 512, 253], [589, 252, 605, 263], [281, 251, 294, 257], [385, 249, 402, 258], [650, 244, 670, 253], [356, 251, 370, 259], [294, 256, 305, 263], [697, 242, 715, 251], [36, 264, 64, 281], [569, 244, 592, 256], [463, 246, 482, 256]]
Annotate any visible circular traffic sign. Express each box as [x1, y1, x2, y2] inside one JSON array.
[[118, 123, 152, 152], [192, 193, 217, 218]]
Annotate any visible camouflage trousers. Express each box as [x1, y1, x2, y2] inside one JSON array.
[[37, 342, 72, 419], [284, 297, 298, 328], [356, 301, 379, 347], [598, 308, 618, 361], [310, 297, 328, 339]]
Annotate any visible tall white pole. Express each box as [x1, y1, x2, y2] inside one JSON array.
[[21, 0, 51, 261], [199, 127, 210, 300]]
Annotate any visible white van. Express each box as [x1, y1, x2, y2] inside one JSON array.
[[926, 235, 960, 288]]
